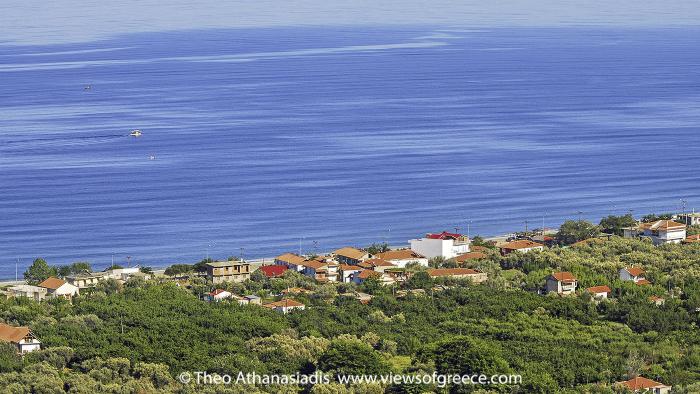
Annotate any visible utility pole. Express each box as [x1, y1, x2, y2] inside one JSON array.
[[524, 220, 528, 233], [15, 259, 18, 282], [239, 247, 244, 261]]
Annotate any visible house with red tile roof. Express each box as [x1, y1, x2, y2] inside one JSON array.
[[546, 272, 577, 295], [649, 296, 665, 306], [410, 231, 470, 259], [453, 251, 488, 264], [586, 285, 611, 300], [357, 258, 396, 272], [208, 288, 232, 302], [332, 247, 369, 266], [499, 240, 545, 255], [375, 249, 428, 267], [624, 220, 686, 245], [619, 267, 647, 283], [258, 265, 288, 278], [263, 299, 305, 314], [0, 323, 41, 354], [38, 277, 79, 299], [682, 234, 700, 244], [616, 376, 671, 393], [352, 270, 394, 286], [426, 268, 487, 283], [338, 264, 362, 283]]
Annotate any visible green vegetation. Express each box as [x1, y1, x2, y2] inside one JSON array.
[[3, 237, 700, 392], [555, 220, 600, 245], [599, 214, 637, 236]]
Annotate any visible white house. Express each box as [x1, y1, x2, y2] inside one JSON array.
[[676, 212, 700, 226], [0, 323, 41, 354], [619, 267, 646, 283], [7, 285, 47, 301], [545, 272, 577, 295], [375, 249, 428, 267], [410, 231, 470, 259], [586, 285, 611, 300], [104, 267, 140, 280], [338, 264, 362, 283], [499, 240, 545, 255], [617, 377, 671, 394], [38, 277, 79, 299], [208, 289, 232, 301], [263, 299, 305, 314], [624, 220, 686, 245]]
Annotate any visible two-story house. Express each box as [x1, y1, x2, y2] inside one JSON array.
[[332, 247, 369, 266], [374, 249, 428, 267], [624, 220, 686, 245], [205, 261, 251, 284], [0, 323, 41, 354], [410, 231, 470, 259], [7, 285, 47, 301], [546, 272, 577, 295]]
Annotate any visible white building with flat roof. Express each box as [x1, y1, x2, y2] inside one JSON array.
[[410, 231, 470, 259]]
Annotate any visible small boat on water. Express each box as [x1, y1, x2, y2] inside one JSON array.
[[130, 130, 142, 137]]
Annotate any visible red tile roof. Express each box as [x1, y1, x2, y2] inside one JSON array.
[[550, 272, 577, 283], [500, 240, 544, 250], [209, 289, 229, 296], [453, 252, 487, 262], [339, 264, 362, 271], [619, 376, 668, 390], [624, 267, 645, 277], [0, 323, 31, 343], [259, 265, 288, 278], [586, 285, 611, 294], [635, 279, 652, 286], [357, 270, 382, 280], [639, 220, 686, 231], [376, 249, 425, 260], [426, 231, 463, 240], [38, 277, 66, 290], [683, 234, 700, 243], [358, 259, 396, 269]]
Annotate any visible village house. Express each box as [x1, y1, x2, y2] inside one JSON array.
[[274, 253, 307, 272], [208, 289, 232, 301], [585, 285, 611, 301], [374, 249, 428, 267], [619, 267, 647, 283], [353, 269, 394, 286], [0, 323, 41, 354], [649, 296, 665, 306], [38, 277, 80, 299], [66, 272, 108, 289], [338, 264, 363, 282], [410, 231, 470, 259], [383, 267, 411, 283], [237, 295, 262, 305], [263, 299, 305, 314], [623, 220, 686, 245], [7, 285, 47, 301], [546, 272, 577, 295], [499, 240, 545, 255], [103, 267, 141, 281], [258, 265, 288, 278], [426, 268, 488, 283], [453, 251, 488, 265], [529, 234, 556, 247], [357, 258, 396, 273], [676, 212, 700, 226], [332, 247, 369, 266], [298, 258, 339, 282], [205, 261, 251, 284], [616, 377, 671, 394]]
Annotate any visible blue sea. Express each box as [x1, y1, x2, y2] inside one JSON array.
[[1, 27, 699, 277]]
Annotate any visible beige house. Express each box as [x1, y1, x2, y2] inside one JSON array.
[[0, 323, 41, 354], [38, 277, 79, 299], [375, 249, 428, 267], [616, 377, 671, 393], [426, 268, 488, 283], [332, 247, 369, 266], [263, 299, 305, 314], [66, 272, 108, 289], [624, 220, 686, 245], [7, 285, 47, 301], [499, 240, 545, 255], [546, 272, 577, 295], [586, 285, 611, 300], [274, 253, 307, 272], [205, 261, 251, 284]]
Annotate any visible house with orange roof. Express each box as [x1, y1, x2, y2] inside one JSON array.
[[375, 249, 428, 267], [208, 288, 232, 302], [410, 231, 470, 259], [338, 264, 362, 283], [453, 251, 488, 265], [624, 220, 686, 245], [274, 253, 307, 272], [546, 272, 577, 295], [585, 285, 612, 300], [352, 269, 394, 286], [263, 299, 305, 314], [649, 296, 665, 306], [38, 277, 79, 299], [616, 376, 671, 393], [426, 268, 487, 283], [682, 234, 700, 244], [0, 323, 41, 354], [499, 240, 545, 256], [297, 258, 339, 282], [332, 247, 369, 266], [357, 258, 396, 273], [619, 266, 647, 283]]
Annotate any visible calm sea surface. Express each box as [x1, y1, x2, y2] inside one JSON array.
[[1, 27, 699, 276]]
